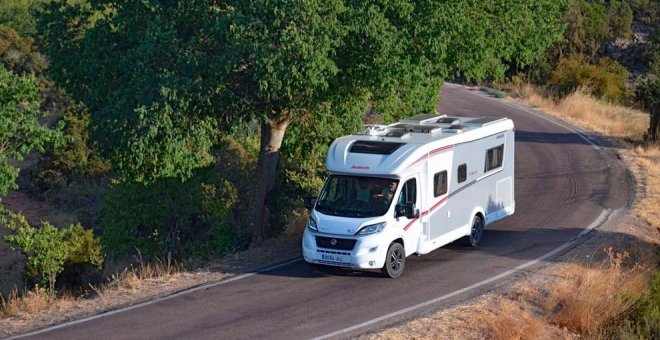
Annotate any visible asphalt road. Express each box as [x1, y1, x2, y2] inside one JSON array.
[[16, 84, 633, 340]]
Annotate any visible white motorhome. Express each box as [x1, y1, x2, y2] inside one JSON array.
[[302, 114, 515, 278]]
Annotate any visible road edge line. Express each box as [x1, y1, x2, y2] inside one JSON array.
[[313, 209, 609, 340], [7, 258, 303, 339]]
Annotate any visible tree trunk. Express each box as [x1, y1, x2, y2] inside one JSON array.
[[248, 118, 291, 244], [648, 105, 659, 141]]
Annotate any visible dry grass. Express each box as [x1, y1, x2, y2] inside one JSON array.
[[366, 85, 659, 340], [513, 83, 660, 230], [90, 253, 183, 298], [512, 84, 649, 140], [0, 254, 182, 321], [479, 300, 545, 340], [0, 287, 55, 318], [538, 249, 649, 337], [634, 144, 660, 231]]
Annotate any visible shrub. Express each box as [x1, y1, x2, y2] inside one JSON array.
[[636, 77, 660, 141], [615, 271, 660, 338], [99, 136, 255, 259], [2, 209, 103, 294], [550, 55, 629, 103], [40, 107, 109, 181]]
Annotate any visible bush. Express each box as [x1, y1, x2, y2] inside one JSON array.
[[2, 209, 103, 294], [550, 55, 629, 103], [636, 77, 660, 141], [39, 107, 110, 184], [615, 271, 660, 338], [99, 136, 255, 259]]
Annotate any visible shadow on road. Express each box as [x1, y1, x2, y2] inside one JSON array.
[[255, 227, 651, 280], [516, 130, 619, 149]]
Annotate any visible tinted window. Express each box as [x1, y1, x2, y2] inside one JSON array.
[[457, 164, 467, 183], [315, 175, 399, 217], [433, 171, 447, 197], [484, 144, 504, 172], [397, 178, 417, 206], [349, 141, 405, 155]]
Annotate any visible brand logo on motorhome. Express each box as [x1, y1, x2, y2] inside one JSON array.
[[351, 165, 370, 170]]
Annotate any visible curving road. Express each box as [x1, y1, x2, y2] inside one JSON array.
[[13, 84, 633, 340]]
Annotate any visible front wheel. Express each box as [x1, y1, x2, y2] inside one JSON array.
[[381, 242, 405, 278]]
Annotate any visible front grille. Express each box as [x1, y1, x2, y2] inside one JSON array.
[[315, 236, 356, 251]]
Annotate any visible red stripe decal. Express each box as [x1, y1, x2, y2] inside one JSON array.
[[406, 145, 453, 170], [403, 218, 417, 231], [420, 196, 447, 216], [429, 145, 453, 155], [406, 155, 428, 169]]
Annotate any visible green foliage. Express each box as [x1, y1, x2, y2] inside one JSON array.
[[550, 55, 629, 103], [0, 65, 61, 197], [40, 0, 568, 241], [607, 1, 633, 39], [41, 107, 110, 182], [645, 29, 660, 76], [628, 0, 660, 26], [99, 136, 256, 258], [2, 209, 103, 294], [0, 0, 44, 37], [0, 24, 47, 77], [562, 0, 609, 59], [39, 0, 568, 185], [615, 271, 660, 338], [636, 77, 660, 141]]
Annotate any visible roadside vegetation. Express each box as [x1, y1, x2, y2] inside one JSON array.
[[0, 0, 658, 337]]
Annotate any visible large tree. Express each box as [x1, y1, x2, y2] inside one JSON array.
[[39, 0, 567, 243]]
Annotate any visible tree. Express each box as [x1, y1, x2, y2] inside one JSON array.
[[39, 0, 567, 244], [0, 65, 59, 197], [637, 77, 660, 141]]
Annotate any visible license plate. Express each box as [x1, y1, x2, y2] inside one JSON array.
[[321, 253, 348, 264]]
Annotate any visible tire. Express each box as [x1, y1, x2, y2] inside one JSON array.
[[381, 242, 405, 278], [466, 214, 484, 247]]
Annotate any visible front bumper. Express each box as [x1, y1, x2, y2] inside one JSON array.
[[301, 229, 387, 269]]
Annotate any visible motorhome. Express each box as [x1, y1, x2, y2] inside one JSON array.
[[302, 114, 515, 278]]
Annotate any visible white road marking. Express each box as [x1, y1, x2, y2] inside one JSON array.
[[314, 85, 618, 339], [313, 208, 610, 340], [9, 85, 616, 340], [8, 258, 303, 339]]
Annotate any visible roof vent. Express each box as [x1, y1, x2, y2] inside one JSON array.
[[364, 125, 389, 136], [436, 117, 461, 130]]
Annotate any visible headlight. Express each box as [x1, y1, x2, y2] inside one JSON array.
[[356, 222, 386, 235], [306, 217, 318, 231]]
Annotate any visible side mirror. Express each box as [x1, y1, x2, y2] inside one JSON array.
[[406, 202, 420, 219], [303, 194, 317, 210], [395, 204, 407, 218], [396, 203, 419, 219]]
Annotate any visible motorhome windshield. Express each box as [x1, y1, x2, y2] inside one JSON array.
[[315, 175, 399, 218]]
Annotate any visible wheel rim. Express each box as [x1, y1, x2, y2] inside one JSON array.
[[471, 217, 483, 244], [390, 248, 403, 273]]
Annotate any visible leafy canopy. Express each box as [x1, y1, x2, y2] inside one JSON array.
[[39, 0, 568, 184]]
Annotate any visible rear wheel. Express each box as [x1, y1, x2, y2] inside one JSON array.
[[381, 242, 405, 278], [466, 214, 484, 247]]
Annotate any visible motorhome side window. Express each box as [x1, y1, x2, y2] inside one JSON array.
[[397, 179, 417, 206], [485, 144, 505, 172], [433, 171, 447, 197], [457, 164, 467, 183]]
